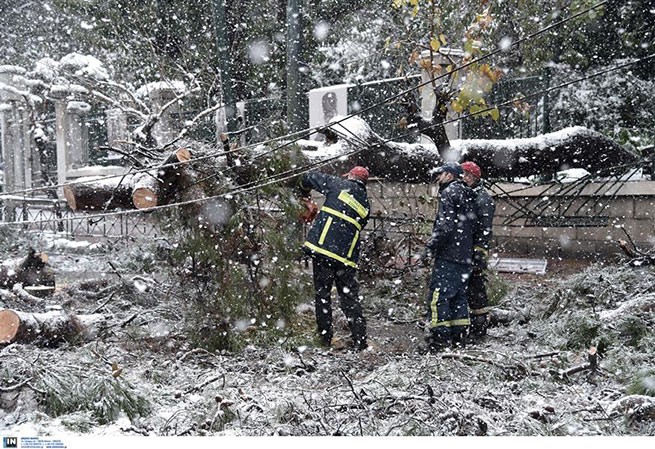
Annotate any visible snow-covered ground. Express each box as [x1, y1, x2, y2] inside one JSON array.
[[1, 233, 655, 441]]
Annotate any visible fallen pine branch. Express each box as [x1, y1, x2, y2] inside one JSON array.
[[0, 377, 33, 392], [441, 351, 529, 379]]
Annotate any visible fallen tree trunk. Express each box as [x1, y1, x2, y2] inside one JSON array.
[[300, 117, 640, 183], [132, 147, 192, 209], [0, 249, 55, 290], [0, 309, 106, 345], [63, 174, 135, 211], [451, 127, 639, 179]]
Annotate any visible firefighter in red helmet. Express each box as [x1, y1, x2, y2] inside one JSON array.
[[461, 161, 496, 341], [298, 166, 371, 351]]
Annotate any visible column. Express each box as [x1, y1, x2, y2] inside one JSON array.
[[49, 84, 90, 188], [143, 82, 183, 147], [0, 65, 29, 219], [105, 108, 129, 164]]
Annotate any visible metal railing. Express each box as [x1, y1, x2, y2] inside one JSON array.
[[0, 197, 160, 239]]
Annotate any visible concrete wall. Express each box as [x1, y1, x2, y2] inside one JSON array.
[[488, 181, 655, 258], [362, 180, 655, 259]]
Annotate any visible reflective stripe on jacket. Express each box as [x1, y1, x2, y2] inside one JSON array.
[[301, 171, 370, 268]]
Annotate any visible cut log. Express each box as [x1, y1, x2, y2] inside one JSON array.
[[0, 309, 106, 345], [554, 346, 601, 379], [132, 147, 192, 209], [0, 249, 55, 290], [131, 171, 162, 208], [63, 174, 135, 211]]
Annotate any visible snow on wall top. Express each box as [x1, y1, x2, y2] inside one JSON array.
[[136, 80, 187, 98]]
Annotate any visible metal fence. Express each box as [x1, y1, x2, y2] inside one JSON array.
[[0, 197, 160, 239]]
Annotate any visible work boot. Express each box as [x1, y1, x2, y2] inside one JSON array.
[[451, 330, 467, 349], [352, 336, 368, 351], [470, 314, 489, 338], [424, 333, 449, 353]]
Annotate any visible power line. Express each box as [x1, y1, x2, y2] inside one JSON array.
[[0, 1, 609, 199]]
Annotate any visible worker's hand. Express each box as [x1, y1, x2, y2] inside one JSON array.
[[299, 197, 319, 223], [473, 248, 488, 268], [420, 247, 433, 268]]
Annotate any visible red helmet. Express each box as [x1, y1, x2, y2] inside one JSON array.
[[343, 166, 369, 183], [461, 161, 482, 179]]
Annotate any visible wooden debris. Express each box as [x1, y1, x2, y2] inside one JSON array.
[[63, 175, 134, 211], [131, 147, 192, 209], [617, 234, 655, 267], [11, 284, 43, 305], [555, 346, 601, 379], [609, 395, 655, 422], [0, 309, 106, 345], [0, 248, 55, 292]]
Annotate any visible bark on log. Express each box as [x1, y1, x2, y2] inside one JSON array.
[[132, 147, 192, 209], [0, 309, 106, 345], [63, 175, 134, 211], [301, 117, 640, 183], [11, 284, 43, 305], [453, 127, 639, 179], [0, 249, 55, 290]]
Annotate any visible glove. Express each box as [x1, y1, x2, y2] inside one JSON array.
[[473, 247, 488, 268], [420, 247, 433, 268], [299, 197, 319, 223]]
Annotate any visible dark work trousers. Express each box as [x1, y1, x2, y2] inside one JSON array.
[[426, 259, 472, 346], [312, 255, 367, 348], [468, 259, 490, 337]]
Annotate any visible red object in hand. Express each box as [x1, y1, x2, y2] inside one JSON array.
[[299, 198, 319, 223]]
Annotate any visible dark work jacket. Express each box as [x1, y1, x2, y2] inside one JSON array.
[[471, 180, 496, 252], [300, 171, 370, 268], [426, 179, 476, 266]]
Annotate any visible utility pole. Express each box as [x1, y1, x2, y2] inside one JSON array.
[[286, 0, 303, 132], [212, 0, 237, 133]]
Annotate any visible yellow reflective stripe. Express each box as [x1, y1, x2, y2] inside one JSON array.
[[303, 242, 357, 268], [451, 318, 471, 326], [318, 217, 332, 244], [471, 307, 492, 315], [338, 191, 369, 218], [347, 231, 359, 258], [474, 246, 488, 255], [433, 318, 471, 328], [322, 206, 362, 230], [430, 289, 440, 327]]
